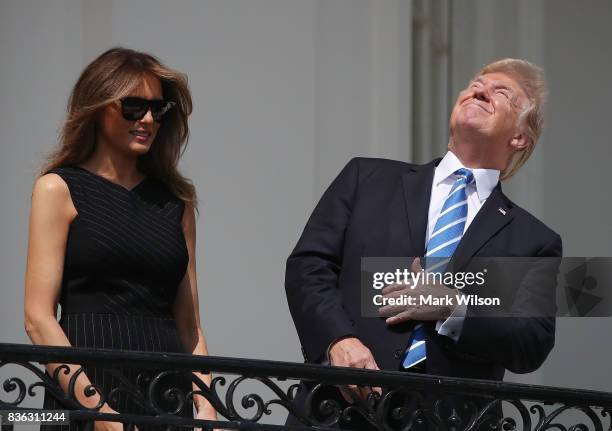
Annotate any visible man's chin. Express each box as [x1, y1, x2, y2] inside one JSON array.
[[453, 117, 492, 137]]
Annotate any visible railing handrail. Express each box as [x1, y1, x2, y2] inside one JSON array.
[[1, 342, 611, 407]]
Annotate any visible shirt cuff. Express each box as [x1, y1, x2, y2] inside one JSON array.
[[435, 292, 467, 342]]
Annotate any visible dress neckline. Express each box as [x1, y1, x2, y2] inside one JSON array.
[[70, 165, 149, 193]]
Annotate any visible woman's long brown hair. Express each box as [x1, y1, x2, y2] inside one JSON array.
[[40, 47, 196, 206]]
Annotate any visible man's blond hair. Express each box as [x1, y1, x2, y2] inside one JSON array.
[[477, 59, 547, 180]]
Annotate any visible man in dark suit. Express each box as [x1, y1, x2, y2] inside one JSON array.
[[285, 58, 562, 428]]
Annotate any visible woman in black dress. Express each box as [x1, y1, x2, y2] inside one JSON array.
[[24, 47, 217, 430]]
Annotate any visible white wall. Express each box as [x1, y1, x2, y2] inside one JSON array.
[[0, 0, 87, 347], [538, 0, 612, 393]]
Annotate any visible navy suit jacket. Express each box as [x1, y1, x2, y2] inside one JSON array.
[[285, 157, 562, 380]]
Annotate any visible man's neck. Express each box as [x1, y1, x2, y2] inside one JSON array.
[[448, 141, 504, 171]]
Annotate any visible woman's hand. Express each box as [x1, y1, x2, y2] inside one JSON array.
[[94, 404, 138, 431], [195, 401, 219, 431]]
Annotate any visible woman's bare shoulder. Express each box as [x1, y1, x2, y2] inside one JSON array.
[[33, 173, 70, 198], [31, 173, 77, 218]]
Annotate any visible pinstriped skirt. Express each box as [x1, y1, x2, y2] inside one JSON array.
[[42, 313, 194, 431]]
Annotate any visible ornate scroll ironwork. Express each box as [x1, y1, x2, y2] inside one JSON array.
[[0, 343, 610, 430]]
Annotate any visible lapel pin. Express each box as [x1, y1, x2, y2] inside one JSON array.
[[498, 207, 507, 216]]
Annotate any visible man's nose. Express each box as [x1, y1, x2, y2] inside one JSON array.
[[473, 86, 491, 102]]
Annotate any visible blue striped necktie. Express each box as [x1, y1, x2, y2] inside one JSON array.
[[402, 168, 474, 370]]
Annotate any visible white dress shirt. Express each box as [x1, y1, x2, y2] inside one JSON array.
[[429, 151, 500, 341]]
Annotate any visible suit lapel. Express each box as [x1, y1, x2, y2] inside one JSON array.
[[450, 184, 514, 270], [401, 160, 439, 256], [401, 160, 514, 266]]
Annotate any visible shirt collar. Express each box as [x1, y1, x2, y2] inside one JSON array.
[[434, 151, 500, 202]]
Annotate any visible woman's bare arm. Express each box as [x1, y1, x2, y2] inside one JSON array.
[[24, 173, 112, 412], [173, 202, 216, 417]]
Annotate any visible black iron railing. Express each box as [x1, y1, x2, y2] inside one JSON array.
[[0, 343, 610, 430]]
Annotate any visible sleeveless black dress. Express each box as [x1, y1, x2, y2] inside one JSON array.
[[41, 165, 194, 431]]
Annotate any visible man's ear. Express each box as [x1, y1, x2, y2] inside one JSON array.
[[510, 133, 529, 151]]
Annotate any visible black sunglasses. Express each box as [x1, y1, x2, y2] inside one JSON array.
[[119, 97, 176, 122]]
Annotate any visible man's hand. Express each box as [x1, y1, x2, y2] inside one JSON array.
[[328, 337, 381, 402], [378, 258, 458, 325]]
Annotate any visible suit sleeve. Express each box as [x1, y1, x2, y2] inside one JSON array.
[[285, 158, 360, 363], [452, 233, 562, 374]]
